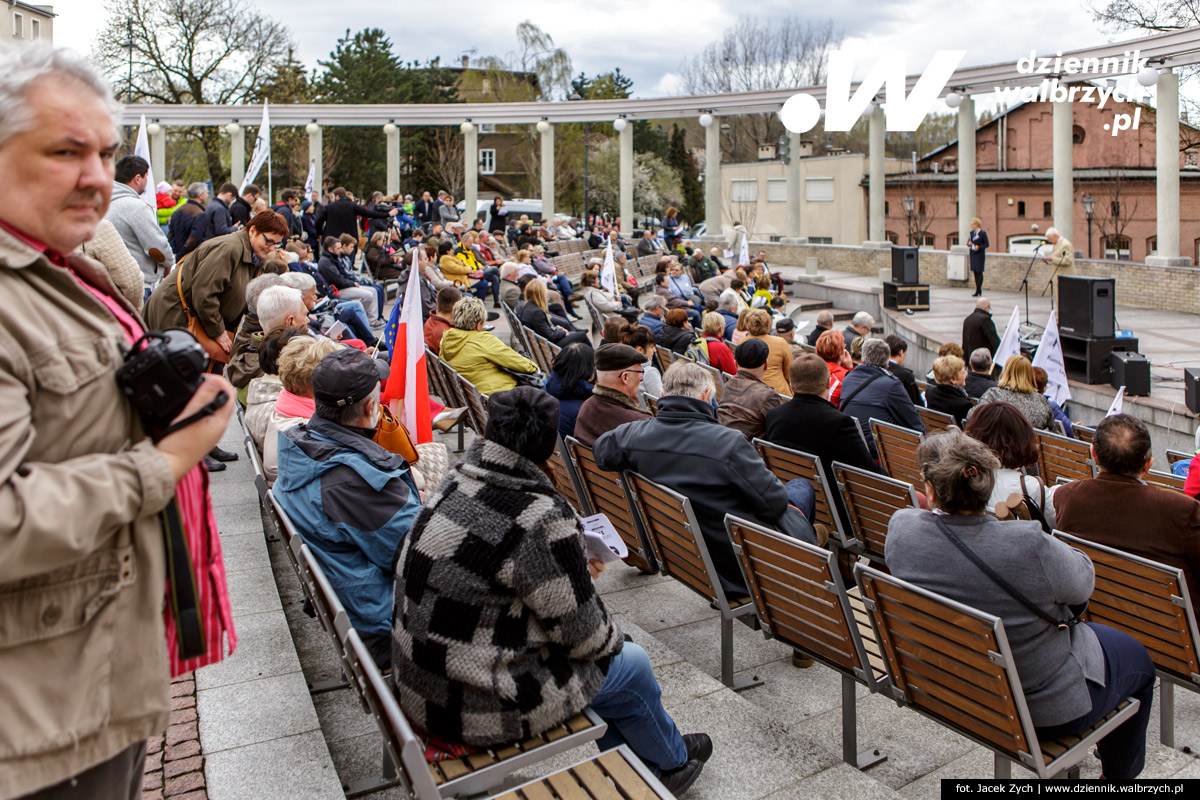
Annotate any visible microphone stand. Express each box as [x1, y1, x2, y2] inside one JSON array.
[[1018, 248, 1040, 326], [1040, 250, 1067, 313]]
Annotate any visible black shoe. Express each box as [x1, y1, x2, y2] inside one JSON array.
[[659, 758, 704, 796], [493, 300, 501, 309], [683, 733, 713, 763], [486, 311, 500, 321], [204, 454, 227, 472], [209, 446, 239, 463]]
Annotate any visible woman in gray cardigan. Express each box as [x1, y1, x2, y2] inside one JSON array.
[[884, 430, 1154, 779]]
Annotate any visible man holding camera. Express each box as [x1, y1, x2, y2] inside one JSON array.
[[0, 45, 236, 799]]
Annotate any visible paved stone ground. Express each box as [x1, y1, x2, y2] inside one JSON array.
[[143, 673, 207, 800]]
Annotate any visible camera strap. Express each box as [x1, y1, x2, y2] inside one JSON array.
[[161, 498, 206, 660], [159, 391, 230, 440]]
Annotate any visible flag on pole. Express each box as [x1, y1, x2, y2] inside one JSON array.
[[1032, 310, 1071, 407], [133, 115, 156, 209], [380, 248, 432, 445], [304, 159, 315, 199], [240, 101, 270, 195], [600, 239, 616, 294], [1105, 387, 1125, 418], [738, 233, 751, 267], [992, 305, 1021, 370]]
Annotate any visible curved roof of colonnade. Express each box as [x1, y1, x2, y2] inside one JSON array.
[[121, 25, 1200, 126]]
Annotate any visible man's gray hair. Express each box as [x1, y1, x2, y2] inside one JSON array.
[[641, 294, 666, 312], [975, 296, 991, 310], [245, 273, 285, 316], [316, 385, 380, 427], [499, 261, 520, 281], [816, 309, 834, 327], [0, 43, 121, 148], [662, 361, 714, 400], [257, 285, 306, 331], [969, 347, 993, 373], [1045, 227, 1060, 239], [187, 182, 208, 199], [861, 338, 891, 367], [852, 311, 875, 330], [717, 289, 738, 311], [277, 271, 317, 293]]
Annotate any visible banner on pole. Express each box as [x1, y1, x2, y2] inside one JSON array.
[[1032, 310, 1071, 407], [240, 102, 270, 195], [1105, 388, 1125, 418], [993, 305, 1021, 370], [304, 160, 315, 199], [133, 115, 156, 209], [600, 240, 616, 294]]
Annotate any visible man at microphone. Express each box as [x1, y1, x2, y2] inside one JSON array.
[[1042, 227, 1075, 273]]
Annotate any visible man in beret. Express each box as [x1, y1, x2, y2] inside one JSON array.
[[573, 343, 652, 447], [273, 348, 422, 669], [717, 339, 783, 441]]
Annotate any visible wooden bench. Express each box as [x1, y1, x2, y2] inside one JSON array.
[[1167, 448, 1192, 468], [1036, 429, 1096, 485], [727, 515, 886, 769], [855, 564, 1141, 779], [340, 622, 614, 799], [655, 345, 679, 371], [869, 419, 924, 491], [499, 303, 531, 356], [425, 349, 471, 452], [1144, 469, 1186, 493], [916, 405, 957, 434], [564, 436, 657, 574], [1054, 531, 1200, 748], [1073, 424, 1094, 443], [243, 434, 269, 507], [450, 368, 489, 436], [623, 472, 762, 690], [547, 434, 587, 516], [752, 439, 849, 549], [639, 390, 659, 415], [832, 462, 919, 564]]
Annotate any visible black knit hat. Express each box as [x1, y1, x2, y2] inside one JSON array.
[[485, 387, 561, 464], [735, 337, 770, 369]]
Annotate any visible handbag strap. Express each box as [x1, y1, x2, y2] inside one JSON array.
[[931, 514, 1074, 630], [839, 370, 886, 409]]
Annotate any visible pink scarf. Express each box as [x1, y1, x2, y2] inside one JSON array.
[[275, 389, 315, 419]]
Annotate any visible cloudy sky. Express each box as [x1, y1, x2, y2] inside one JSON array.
[[49, 0, 1144, 99]]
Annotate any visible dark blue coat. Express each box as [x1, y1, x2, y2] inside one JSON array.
[[968, 228, 989, 272]]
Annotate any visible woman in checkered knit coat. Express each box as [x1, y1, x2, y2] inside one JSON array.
[[391, 388, 711, 793]]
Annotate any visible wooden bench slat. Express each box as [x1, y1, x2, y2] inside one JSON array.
[[597, 750, 657, 799], [570, 758, 624, 800]]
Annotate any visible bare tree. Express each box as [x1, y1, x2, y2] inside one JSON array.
[[93, 0, 293, 183], [475, 21, 573, 101], [428, 127, 465, 197], [679, 15, 842, 163], [1090, 169, 1141, 259]]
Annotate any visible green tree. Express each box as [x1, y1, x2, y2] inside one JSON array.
[[667, 125, 703, 227]]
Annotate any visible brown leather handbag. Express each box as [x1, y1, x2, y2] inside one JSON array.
[[374, 404, 420, 464], [175, 260, 229, 363]]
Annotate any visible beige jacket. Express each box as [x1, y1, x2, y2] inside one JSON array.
[[79, 218, 145, 312], [1046, 237, 1075, 271], [0, 227, 177, 798]]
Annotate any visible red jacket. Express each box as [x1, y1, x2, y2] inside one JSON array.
[[424, 314, 452, 355], [1186, 452, 1200, 499], [826, 360, 849, 407], [704, 337, 737, 376]]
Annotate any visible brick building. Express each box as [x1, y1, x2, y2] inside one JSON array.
[[884, 95, 1200, 262]]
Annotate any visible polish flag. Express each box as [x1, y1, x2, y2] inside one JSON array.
[[381, 248, 432, 444]]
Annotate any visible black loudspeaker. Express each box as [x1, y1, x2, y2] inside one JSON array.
[[1185, 368, 1200, 414], [1058, 276, 1115, 339], [1060, 333, 1138, 384], [1110, 351, 1151, 396], [891, 246, 919, 284], [882, 282, 930, 311]]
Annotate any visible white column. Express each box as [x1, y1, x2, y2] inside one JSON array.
[[865, 104, 887, 246], [617, 118, 633, 235], [384, 123, 399, 196], [957, 96, 977, 244], [1148, 70, 1188, 265], [462, 122, 478, 225], [147, 122, 165, 184], [700, 114, 721, 241], [782, 130, 804, 243], [306, 123, 322, 201], [226, 123, 244, 189], [1052, 96, 1074, 244], [537, 120, 555, 223]]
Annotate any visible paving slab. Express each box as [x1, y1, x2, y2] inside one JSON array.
[[204, 731, 343, 800], [216, 531, 270, 575], [600, 577, 721, 633], [765, 761, 905, 800], [224, 564, 283, 618], [195, 610, 301, 691], [733, 656, 860, 728], [651, 614, 794, 681], [197, 670, 321, 753]]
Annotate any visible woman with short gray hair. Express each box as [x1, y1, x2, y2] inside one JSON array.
[[439, 297, 538, 395], [886, 430, 1154, 779]]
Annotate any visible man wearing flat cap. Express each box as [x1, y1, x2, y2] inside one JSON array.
[[717, 338, 783, 441], [273, 347, 422, 669], [573, 343, 652, 447]]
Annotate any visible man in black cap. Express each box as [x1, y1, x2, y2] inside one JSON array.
[[717, 338, 782, 441], [273, 347, 423, 669], [774, 317, 796, 344], [573, 343, 652, 447]]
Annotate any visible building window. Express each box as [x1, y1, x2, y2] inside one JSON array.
[[479, 149, 495, 175], [1043, 201, 1051, 217], [1017, 200, 1026, 217], [13, 13, 22, 37], [1111, 200, 1121, 218], [1072, 125, 1086, 145], [766, 179, 787, 202], [731, 179, 758, 202], [916, 231, 936, 247], [478, 122, 495, 133], [1147, 236, 1157, 256], [918, 200, 926, 216], [31, 19, 40, 39], [947, 233, 959, 248], [884, 201, 889, 216], [809, 236, 833, 244], [955, 202, 959, 217], [885, 230, 899, 244], [1103, 235, 1131, 261], [804, 177, 833, 202]]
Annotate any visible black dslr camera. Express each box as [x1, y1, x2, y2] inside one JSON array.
[[116, 328, 227, 441]]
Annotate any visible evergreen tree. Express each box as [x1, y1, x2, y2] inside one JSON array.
[[667, 124, 703, 227]]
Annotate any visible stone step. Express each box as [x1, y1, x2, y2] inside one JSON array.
[[786, 296, 833, 312]]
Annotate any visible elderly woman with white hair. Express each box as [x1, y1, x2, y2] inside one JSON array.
[[886, 429, 1154, 779]]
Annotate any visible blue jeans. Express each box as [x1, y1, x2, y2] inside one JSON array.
[[590, 642, 687, 774], [1034, 622, 1154, 779], [333, 300, 375, 343], [550, 274, 574, 301], [684, 307, 702, 328], [784, 478, 816, 521], [471, 267, 500, 304], [361, 281, 386, 320]]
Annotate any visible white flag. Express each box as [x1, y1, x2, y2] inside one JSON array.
[[1032, 310, 1071, 407], [739, 234, 751, 267], [240, 101, 270, 194], [1105, 387, 1125, 418], [600, 239, 616, 294], [992, 305, 1021, 370], [303, 159, 315, 198], [133, 115, 156, 209]]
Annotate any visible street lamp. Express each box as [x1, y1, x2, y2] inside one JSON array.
[[569, 84, 590, 227], [903, 194, 915, 245], [1082, 193, 1095, 258]]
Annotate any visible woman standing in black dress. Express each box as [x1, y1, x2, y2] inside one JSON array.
[[968, 217, 989, 297]]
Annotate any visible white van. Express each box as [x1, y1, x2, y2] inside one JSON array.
[[457, 198, 544, 228], [1007, 234, 1049, 256]]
